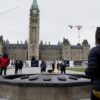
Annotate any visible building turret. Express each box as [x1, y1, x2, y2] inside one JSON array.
[[63, 38, 70, 46], [40, 40, 43, 45], [82, 40, 89, 46], [82, 40, 90, 60], [24, 40, 28, 44], [62, 38, 71, 60]]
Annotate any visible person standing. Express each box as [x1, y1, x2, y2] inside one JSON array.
[[0, 53, 10, 75], [0, 55, 2, 74], [40, 59, 46, 73], [57, 62, 60, 72], [18, 60, 23, 74], [60, 61, 66, 74], [85, 27, 100, 100], [15, 60, 19, 74], [52, 62, 55, 72]]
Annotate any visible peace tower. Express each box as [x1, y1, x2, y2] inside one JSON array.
[[28, 0, 40, 60]]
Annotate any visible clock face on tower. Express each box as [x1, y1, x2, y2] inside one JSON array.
[[32, 10, 37, 14]]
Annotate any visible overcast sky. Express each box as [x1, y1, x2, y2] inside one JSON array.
[[0, 0, 100, 47]]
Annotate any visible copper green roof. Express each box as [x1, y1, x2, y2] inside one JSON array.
[[32, 0, 38, 9]]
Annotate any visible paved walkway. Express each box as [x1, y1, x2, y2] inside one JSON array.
[[6, 66, 85, 75]]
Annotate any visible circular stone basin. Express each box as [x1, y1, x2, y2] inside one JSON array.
[[0, 74, 91, 100], [1, 74, 91, 87]]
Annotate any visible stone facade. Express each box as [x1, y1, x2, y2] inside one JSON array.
[[39, 38, 90, 61], [3, 40, 28, 60], [0, 0, 90, 61]]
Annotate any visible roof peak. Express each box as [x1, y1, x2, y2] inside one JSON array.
[[32, 0, 38, 9]]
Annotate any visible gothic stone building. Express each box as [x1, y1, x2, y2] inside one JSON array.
[[0, 37, 28, 60], [0, 0, 90, 61], [39, 39, 90, 61]]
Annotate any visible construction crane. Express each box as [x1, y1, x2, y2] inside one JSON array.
[[68, 25, 82, 43], [0, 7, 19, 16], [68, 25, 97, 43]]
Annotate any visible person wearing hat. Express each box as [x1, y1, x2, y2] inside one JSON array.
[[85, 27, 100, 100]]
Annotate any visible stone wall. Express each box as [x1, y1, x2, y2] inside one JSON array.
[[0, 84, 91, 100]]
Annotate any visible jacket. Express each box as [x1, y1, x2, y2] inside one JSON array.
[[40, 61, 46, 68], [85, 45, 100, 91], [0, 57, 10, 68]]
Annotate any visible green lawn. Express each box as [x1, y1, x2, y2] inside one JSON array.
[[66, 67, 86, 72]]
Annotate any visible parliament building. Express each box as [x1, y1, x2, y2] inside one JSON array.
[[0, 0, 90, 61]]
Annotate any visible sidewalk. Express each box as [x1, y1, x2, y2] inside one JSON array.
[[6, 66, 85, 75]]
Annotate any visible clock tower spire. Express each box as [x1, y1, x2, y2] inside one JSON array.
[[32, 0, 38, 9], [28, 0, 40, 60]]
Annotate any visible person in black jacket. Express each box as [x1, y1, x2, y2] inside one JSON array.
[[40, 59, 46, 73], [15, 60, 19, 74], [18, 60, 23, 74], [52, 62, 55, 72], [85, 27, 100, 100], [60, 61, 66, 74]]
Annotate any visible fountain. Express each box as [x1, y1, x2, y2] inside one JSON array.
[[0, 74, 91, 100]]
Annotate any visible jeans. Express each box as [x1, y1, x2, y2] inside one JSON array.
[[0, 67, 7, 75]]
